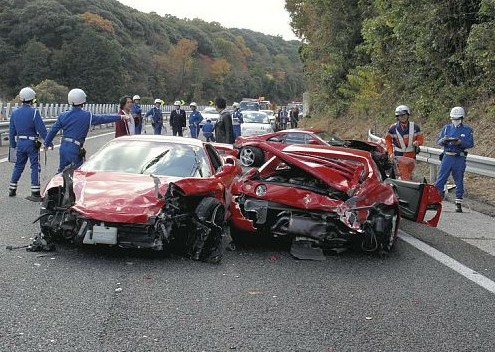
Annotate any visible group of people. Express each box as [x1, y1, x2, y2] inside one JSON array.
[[385, 104, 474, 213], [276, 106, 300, 130], [8, 88, 240, 201]]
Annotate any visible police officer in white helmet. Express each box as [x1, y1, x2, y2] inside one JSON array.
[[44, 88, 129, 173], [434, 106, 474, 213]]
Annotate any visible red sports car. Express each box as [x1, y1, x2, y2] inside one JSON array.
[[33, 136, 242, 262], [230, 142, 442, 259]]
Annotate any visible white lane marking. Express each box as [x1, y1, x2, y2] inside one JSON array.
[[400, 230, 495, 295], [0, 132, 114, 164]]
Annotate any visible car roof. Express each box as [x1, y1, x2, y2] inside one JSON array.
[[113, 135, 204, 147]]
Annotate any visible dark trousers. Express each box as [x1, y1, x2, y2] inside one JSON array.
[[172, 126, 183, 136]]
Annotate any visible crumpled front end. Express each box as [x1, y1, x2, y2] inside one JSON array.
[[33, 168, 225, 262]]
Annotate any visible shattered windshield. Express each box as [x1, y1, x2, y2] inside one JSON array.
[[80, 140, 212, 177]]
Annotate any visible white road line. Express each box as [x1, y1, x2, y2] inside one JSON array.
[[400, 230, 495, 295], [0, 132, 114, 164]]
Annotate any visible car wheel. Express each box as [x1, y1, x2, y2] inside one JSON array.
[[192, 197, 226, 262], [239, 146, 264, 167]]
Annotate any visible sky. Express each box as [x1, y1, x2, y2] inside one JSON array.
[[115, 0, 299, 41]]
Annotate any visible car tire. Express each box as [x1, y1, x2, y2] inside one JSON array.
[[239, 146, 264, 167], [192, 197, 226, 262]]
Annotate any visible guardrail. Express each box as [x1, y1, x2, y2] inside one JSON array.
[[0, 103, 206, 146], [368, 130, 495, 180]]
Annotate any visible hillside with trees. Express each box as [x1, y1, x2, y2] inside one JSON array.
[[0, 0, 305, 104]]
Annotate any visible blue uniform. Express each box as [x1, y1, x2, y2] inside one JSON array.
[[188, 110, 203, 138], [44, 107, 122, 172], [202, 121, 215, 142], [434, 122, 474, 203], [232, 109, 243, 138], [145, 107, 163, 135], [9, 104, 48, 195], [132, 103, 143, 134]]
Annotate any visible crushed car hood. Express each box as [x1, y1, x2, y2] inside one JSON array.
[[43, 171, 219, 223]]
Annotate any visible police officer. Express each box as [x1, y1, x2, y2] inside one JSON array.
[[145, 99, 164, 135], [44, 88, 128, 173], [170, 100, 187, 136], [384, 105, 424, 180], [8, 87, 49, 201], [435, 106, 474, 213], [188, 102, 203, 138], [231, 102, 243, 139], [132, 95, 143, 134]]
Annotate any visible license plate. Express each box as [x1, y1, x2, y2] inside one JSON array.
[[91, 225, 118, 245]]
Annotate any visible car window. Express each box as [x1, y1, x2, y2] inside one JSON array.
[[284, 132, 306, 145], [204, 144, 223, 171], [267, 134, 285, 142], [243, 112, 269, 124], [81, 141, 212, 177]]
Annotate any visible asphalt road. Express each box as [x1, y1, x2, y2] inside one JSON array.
[[1, 130, 495, 352]]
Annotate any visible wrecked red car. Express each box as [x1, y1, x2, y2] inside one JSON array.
[[230, 143, 442, 259], [34, 136, 242, 262]]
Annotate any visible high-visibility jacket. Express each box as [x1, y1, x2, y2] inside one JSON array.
[[385, 121, 424, 159]]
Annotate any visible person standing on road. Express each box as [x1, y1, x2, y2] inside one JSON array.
[[170, 100, 187, 136], [231, 102, 243, 139], [115, 96, 135, 137], [435, 106, 474, 213], [188, 102, 203, 138], [384, 105, 424, 180], [202, 119, 215, 142], [145, 99, 164, 135], [278, 107, 288, 130], [290, 106, 299, 128], [8, 87, 49, 201], [44, 88, 129, 173], [213, 97, 234, 144], [131, 95, 143, 134]]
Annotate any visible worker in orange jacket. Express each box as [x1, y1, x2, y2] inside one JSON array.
[[384, 105, 424, 180]]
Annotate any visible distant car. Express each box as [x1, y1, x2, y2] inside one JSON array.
[[239, 100, 260, 111], [36, 135, 243, 262], [230, 142, 443, 258], [199, 107, 220, 127], [240, 110, 274, 138], [260, 109, 277, 129]]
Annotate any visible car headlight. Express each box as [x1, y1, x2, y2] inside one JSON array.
[[255, 184, 267, 197]]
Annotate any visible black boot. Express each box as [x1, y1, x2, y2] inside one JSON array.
[[8, 189, 16, 197], [26, 191, 42, 202], [455, 203, 463, 213]]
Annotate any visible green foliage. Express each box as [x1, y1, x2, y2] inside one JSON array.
[[32, 79, 69, 103], [287, 0, 494, 121], [0, 0, 305, 104]]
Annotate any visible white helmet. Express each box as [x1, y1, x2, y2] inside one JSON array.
[[154, 98, 162, 104], [450, 106, 465, 119], [174, 100, 181, 106], [19, 87, 36, 102], [132, 95, 141, 101], [190, 102, 197, 107], [232, 102, 240, 108], [68, 88, 86, 105], [395, 105, 410, 116]]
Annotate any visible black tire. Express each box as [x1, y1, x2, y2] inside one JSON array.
[[239, 146, 264, 167], [192, 197, 226, 262]]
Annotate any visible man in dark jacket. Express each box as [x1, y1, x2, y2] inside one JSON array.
[[213, 97, 234, 144], [170, 100, 187, 136]]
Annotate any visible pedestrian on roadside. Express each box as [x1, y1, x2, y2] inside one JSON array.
[[231, 102, 244, 139], [44, 88, 129, 173], [188, 102, 203, 138], [290, 106, 299, 128], [202, 119, 215, 142], [278, 106, 288, 130], [145, 99, 164, 135], [170, 100, 187, 136], [8, 87, 50, 201], [115, 96, 135, 137], [434, 106, 474, 213], [131, 95, 143, 134], [384, 105, 424, 180], [213, 97, 234, 144]]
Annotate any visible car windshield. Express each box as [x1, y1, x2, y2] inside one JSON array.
[[239, 101, 260, 111], [243, 112, 269, 124], [80, 140, 212, 177]]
